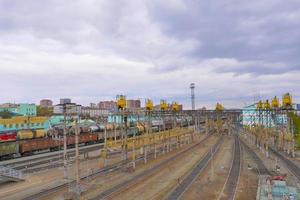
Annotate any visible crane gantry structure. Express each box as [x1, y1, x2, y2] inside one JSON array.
[[98, 95, 242, 170], [243, 93, 299, 158]]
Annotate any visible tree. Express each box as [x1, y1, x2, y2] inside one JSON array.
[[37, 106, 53, 116], [0, 110, 12, 119]]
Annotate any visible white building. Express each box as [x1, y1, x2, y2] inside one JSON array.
[[53, 103, 82, 115], [81, 107, 109, 118]]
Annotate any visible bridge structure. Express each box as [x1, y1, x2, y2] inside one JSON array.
[[0, 165, 24, 182], [109, 109, 242, 125]]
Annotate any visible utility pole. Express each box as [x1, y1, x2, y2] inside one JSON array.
[[145, 99, 153, 163], [63, 104, 68, 179], [104, 126, 108, 167], [211, 146, 214, 180], [190, 83, 195, 110], [114, 115, 117, 145], [75, 117, 80, 193]]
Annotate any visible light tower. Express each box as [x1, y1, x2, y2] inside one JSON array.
[[190, 83, 195, 110]]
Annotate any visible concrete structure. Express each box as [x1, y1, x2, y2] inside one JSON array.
[[53, 103, 81, 115], [39, 99, 53, 108], [81, 107, 109, 118], [0, 103, 37, 116], [0, 166, 24, 182], [98, 101, 116, 110], [60, 98, 71, 104], [127, 100, 141, 109], [190, 83, 195, 110]]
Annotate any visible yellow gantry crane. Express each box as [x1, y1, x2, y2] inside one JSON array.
[[117, 95, 126, 110], [160, 100, 168, 111], [215, 103, 224, 112], [282, 93, 293, 109], [145, 99, 154, 111], [251, 92, 296, 158], [257, 100, 263, 109], [271, 96, 280, 109], [172, 102, 179, 111], [263, 100, 271, 110]]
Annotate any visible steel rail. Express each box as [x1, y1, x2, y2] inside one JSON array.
[[165, 137, 223, 200]]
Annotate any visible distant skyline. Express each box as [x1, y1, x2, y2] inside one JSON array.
[[0, 0, 299, 109]]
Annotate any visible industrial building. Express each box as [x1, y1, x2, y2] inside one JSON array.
[[0, 116, 48, 132], [242, 103, 287, 127], [0, 103, 37, 116]]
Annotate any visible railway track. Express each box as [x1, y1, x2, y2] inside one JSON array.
[[239, 138, 271, 175], [21, 134, 211, 200], [217, 135, 241, 200], [22, 150, 159, 200], [2, 143, 104, 172], [165, 137, 223, 200], [90, 134, 214, 200], [269, 147, 300, 180]]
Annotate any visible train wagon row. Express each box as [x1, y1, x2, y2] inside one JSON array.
[[0, 126, 145, 159], [0, 129, 46, 142], [0, 134, 98, 159], [0, 120, 187, 160]]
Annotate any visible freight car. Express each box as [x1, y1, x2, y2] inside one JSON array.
[[19, 139, 60, 156], [0, 131, 17, 142], [0, 129, 46, 142], [0, 133, 99, 159], [0, 142, 19, 159], [17, 129, 46, 140]]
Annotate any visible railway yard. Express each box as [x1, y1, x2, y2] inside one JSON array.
[[2, 0, 300, 199], [0, 117, 299, 200], [0, 105, 300, 200]]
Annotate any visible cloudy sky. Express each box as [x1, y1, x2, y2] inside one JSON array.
[[0, 0, 299, 109]]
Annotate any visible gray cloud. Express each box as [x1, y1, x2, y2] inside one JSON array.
[[147, 0, 300, 74], [0, 0, 299, 108]]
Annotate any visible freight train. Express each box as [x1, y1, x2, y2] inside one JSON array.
[[0, 120, 182, 160], [0, 133, 99, 159]]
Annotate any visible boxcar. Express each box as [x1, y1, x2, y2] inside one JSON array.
[[0, 142, 19, 158], [19, 139, 54, 155], [67, 136, 75, 145]]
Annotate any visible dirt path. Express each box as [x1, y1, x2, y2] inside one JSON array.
[[235, 145, 259, 200]]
